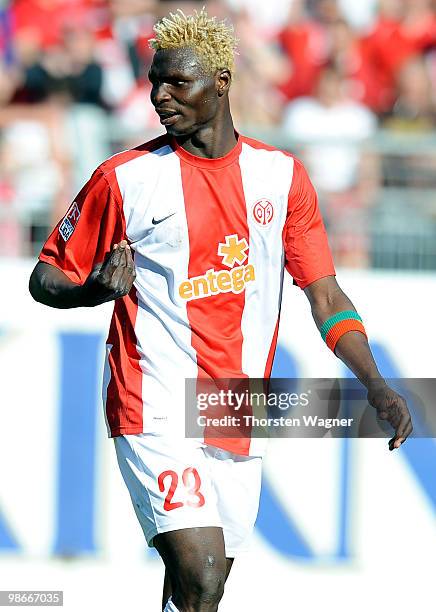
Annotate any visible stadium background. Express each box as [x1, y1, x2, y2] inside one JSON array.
[[0, 0, 435, 610]]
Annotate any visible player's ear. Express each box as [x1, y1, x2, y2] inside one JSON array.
[[216, 69, 231, 96]]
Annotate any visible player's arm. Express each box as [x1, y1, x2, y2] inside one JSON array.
[[29, 241, 135, 309], [284, 158, 412, 449], [304, 275, 413, 450], [29, 166, 135, 309]]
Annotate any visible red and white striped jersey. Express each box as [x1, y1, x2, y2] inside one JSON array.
[[40, 133, 335, 456]]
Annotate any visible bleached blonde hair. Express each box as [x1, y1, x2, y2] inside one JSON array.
[[149, 8, 237, 74]]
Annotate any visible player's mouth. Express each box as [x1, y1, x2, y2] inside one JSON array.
[[156, 110, 181, 126]]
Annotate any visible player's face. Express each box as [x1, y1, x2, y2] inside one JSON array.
[[149, 48, 222, 137]]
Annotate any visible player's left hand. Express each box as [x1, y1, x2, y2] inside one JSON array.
[[367, 383, 413, 451]]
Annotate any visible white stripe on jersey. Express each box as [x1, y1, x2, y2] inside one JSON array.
[[239, 143, 294, 377], [115, 146, 198, 434]]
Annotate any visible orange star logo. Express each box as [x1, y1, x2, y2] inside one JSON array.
[[218, 234, 249, 268]]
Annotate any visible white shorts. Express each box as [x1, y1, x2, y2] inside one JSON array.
[[114, 433, 262, 557]]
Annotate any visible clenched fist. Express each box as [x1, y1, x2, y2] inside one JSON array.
[[82, 240, 136, 306]]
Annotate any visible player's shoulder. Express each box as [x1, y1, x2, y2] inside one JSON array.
[[96, 133, 172, 178], [239, 134, 308, 182], [239, 133, 297, 161]]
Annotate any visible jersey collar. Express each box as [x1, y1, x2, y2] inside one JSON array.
[[170, 133, 242, 169]]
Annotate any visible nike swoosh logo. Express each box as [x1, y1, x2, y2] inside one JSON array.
[[152, 213, 176, 225]]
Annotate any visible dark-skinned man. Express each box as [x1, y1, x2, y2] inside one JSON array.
[[29, 9, 412, 612]]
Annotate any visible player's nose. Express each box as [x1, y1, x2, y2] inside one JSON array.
[[151, 83, 172, 106]]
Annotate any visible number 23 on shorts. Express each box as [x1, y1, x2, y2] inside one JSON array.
[[158, 467, 205, 511]]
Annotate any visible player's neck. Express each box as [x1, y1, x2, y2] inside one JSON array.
[[174, 113, 237, 160]]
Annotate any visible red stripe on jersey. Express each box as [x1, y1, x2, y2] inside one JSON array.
[[106, 289, 144, 436], [178, 145, 252, 455], [264, 316, 280, 378]]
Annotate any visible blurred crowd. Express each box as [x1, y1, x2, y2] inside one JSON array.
[[0, 0, 435, 266]]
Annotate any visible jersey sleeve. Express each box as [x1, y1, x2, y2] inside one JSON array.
[[282, 157, 335, 289], [39, 168, 124, 285]]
